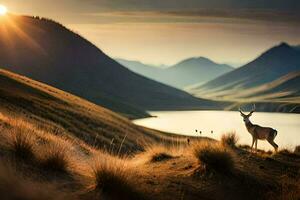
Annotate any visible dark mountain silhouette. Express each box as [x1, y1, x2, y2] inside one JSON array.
[[0, 15, 218, 118], [117, 57, 233, 89], [194, 43, 300, 93]]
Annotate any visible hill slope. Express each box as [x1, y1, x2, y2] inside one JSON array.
[[0, 69, 172, 153], [193, 43, 300, 93], [188, 43, 300, 113], [0, 15, 214, 118], [0, 70, 298, 200], [117, 57, 233, 89]]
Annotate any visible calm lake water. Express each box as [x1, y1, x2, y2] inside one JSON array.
[[134, 111, 300, 151]]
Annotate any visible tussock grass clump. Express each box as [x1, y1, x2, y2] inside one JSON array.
[[276, 148, 300, 158], [9, 129, 36, 160], [221, 132, 238, 148], [37, 143, 70, 173], [89, 157, 145, 200], [294, 145, 300, 154], [193, 142, 235, 175], [0, 162, 71, 200], [140, 144, 177, 163]]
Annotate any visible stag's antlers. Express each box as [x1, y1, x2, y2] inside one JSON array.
[[249, 104, 256, 116], [239, 106, 246, 117], [239, 104, 255, 116]]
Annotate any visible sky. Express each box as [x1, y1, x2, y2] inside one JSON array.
[[1, 0, 300, 66]]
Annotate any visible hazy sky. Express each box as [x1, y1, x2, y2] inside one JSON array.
[[1, 0, 300, 66]]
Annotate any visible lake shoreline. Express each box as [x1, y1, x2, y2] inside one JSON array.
[[134, 110, 300, 151]]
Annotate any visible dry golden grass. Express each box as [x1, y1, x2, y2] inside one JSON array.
[[0, 100, 299, 200], [87, 155, 146, 200], [267, 175, 300, 200], [220, 131, 239, 148], [36, 143, 71, 173], [0, 116, 299, 200], [141, 144, 177, 163], [294, 145, 300, 155], [276, 148, 300, 159], [192, 141, 235, 174], [8, 128, 36, 160], [0, 162, 75, 200], [0, 68, 172, 155]]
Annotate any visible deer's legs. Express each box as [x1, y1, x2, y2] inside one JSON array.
[[255, 140, 258, 152], [251, 137, 255, 152], [267, 139, 278, 152]]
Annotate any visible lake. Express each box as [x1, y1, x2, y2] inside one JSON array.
[[134, 111, 300, 151]]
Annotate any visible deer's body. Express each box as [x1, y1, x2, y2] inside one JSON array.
[[240, 105, 278, 152]]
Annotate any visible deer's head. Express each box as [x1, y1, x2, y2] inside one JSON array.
[[239, 105, 255, 123]]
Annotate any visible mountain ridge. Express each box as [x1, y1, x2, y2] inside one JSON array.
[[117, 57, 233, 89], [194, 42, 300, 92], [0, 15, 215, 118]]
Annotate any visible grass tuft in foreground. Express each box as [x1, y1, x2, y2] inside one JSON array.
[[0, 162, 72, 200], [37, 143, 70, 173], [144, 145, 176, 163], [276, 148, 300, 159], [294, 145, 300, 155], [89, 156, 146, 200], [220, 132, 238, 148], [193, 142, 235, 175], [9, 129, 36, 161]]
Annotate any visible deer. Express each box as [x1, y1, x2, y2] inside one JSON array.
[[239, 105, 278, 152]]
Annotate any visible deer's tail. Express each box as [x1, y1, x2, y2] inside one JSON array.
[[273, 130, 278, 138]]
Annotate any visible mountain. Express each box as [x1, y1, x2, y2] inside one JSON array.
[[187, 43, 300, 113], [115, 58, 163, 81], [117, 57, 233, 89], [165, 57, 233, 88], [191, 43, 300, 96], [0, 15, 215, 118]]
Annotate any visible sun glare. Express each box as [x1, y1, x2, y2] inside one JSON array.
[[0, 5, 7, 16]]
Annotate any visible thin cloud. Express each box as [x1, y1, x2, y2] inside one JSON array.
[[84, 9, 300, 25]]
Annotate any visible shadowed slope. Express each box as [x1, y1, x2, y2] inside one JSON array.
[[195, 43, 300, 92], [0, 15, 216, 118], [0, 69, 173, 154], [188, 43, 300, 113]]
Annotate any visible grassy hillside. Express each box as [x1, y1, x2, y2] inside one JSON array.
[[0, 69, 174, 153], [0, 69, 299, 200], [0, 14, 216, 118]]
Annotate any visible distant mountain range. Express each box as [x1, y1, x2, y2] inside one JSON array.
[[188, 43, 300, 113], [0, 15, 217, 118], [116, 57, 233, 89]]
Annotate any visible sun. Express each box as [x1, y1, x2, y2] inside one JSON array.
[[0, 5, 7, 16]]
